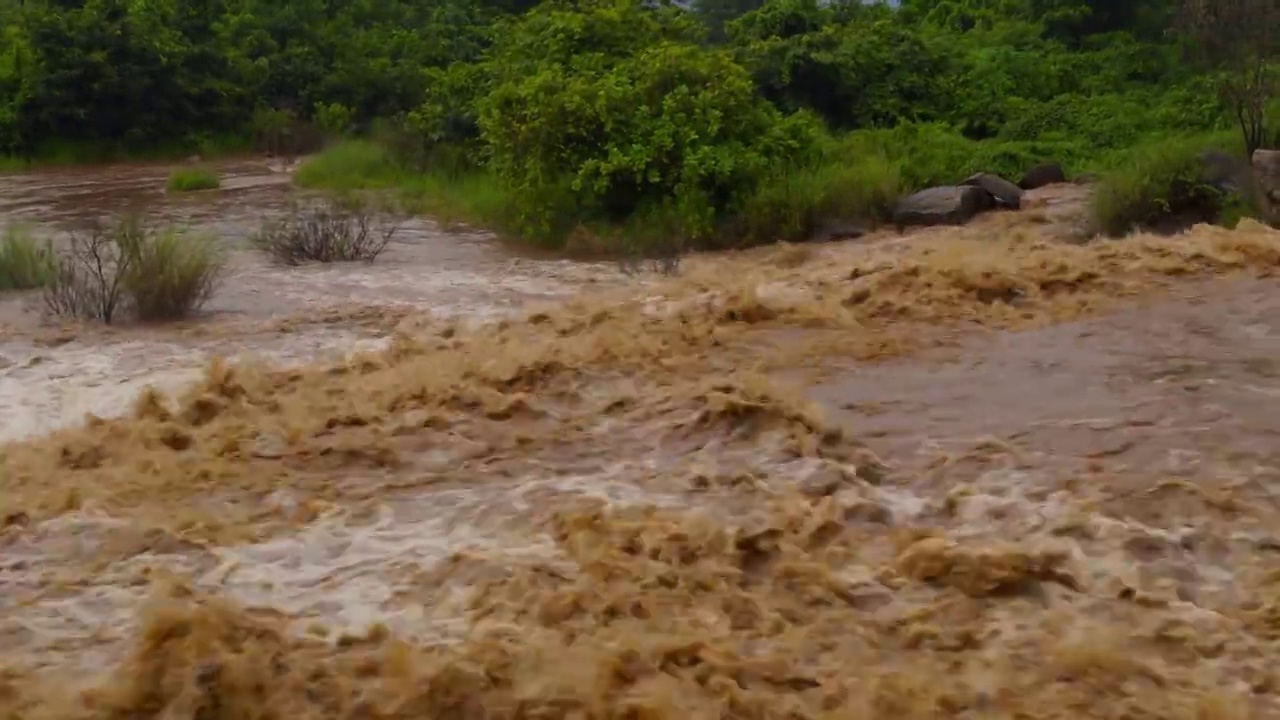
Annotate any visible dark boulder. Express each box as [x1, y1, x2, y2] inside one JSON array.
[[1019, 163, 1067, 190], [1254, 149, 1280, 224], [892, 185, 995, 229], [1197, 149, 1254, 194], [960, 172, 1022, 209], [811, 219, 868, 243]]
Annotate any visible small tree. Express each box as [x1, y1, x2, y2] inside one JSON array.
[[1177, 0, 1279, 158]]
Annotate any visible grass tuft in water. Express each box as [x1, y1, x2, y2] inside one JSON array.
[[167, 167, 221, 193], [0, 226, 56, 290], [121, 224, 225, 321], [293, 140, 402, 190]]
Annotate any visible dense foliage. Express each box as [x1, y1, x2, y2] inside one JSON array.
[[1, 0, 1275, 245]]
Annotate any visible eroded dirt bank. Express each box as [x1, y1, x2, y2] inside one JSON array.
[[3, 166, 1280, 719]]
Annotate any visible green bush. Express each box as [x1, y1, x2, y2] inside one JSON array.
[[0, 225, 55, 290], [727, 0, 954, 130], [166, 167, 221, 192], [472, 0, 823, 248], [1089, 134, 1246, 237]]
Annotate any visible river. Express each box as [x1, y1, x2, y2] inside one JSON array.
[[0, 158, 609, 442], [2, 159, 1280, 719]]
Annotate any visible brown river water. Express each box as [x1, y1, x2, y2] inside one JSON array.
[[3, 159, 1280, 719]]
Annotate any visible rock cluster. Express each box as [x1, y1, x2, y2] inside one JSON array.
[[892, 164, 1066, 230]]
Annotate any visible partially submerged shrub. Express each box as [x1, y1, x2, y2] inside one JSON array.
[[1089, 136, 1250, 237], [251, 200, 403, 264], [44, 216, 225, 323], [0, 226, 55, 290], [167, 167, 221, 192]]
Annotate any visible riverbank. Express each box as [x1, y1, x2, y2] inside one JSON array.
[[293, 127, 1259, 256], [0, 134, 265, 174]]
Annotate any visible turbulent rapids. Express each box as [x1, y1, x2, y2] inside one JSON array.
[[3, 165, 1280, 719]]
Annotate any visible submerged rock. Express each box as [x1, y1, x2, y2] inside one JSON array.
[[892, 185, 995, 229], [961, 172, 1023, 209], [1019, 163, 1067, 190]]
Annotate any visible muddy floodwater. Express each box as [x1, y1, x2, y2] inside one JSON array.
[[0, 159, 611, 442], [3, 160, 1280, 719]]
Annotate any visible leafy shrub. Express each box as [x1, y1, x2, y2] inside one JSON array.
[[0, 225, 55, 290], [252, 200, 403, 264], [314, 102, 355, 137], [44, 216, 224, 323], [1089, 135, 1246, 237], [474, 0, 822, 247], [167, 167, 220, 192]]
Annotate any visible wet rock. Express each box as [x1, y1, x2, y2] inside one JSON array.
[[960, 172, 1023, 209], [811, 218, 868, 243], [1019, 163, 1067, 190], [1254, 148, 1280, 223], [892, 185, 995, 229], [1198, 149, 1252, 194], [798, 464, 848, 497], [841, 499, 893, 525], [2, 511, 30, 528]]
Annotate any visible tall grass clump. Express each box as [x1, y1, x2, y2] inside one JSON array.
[[0, 226, 56, 290], [44, 216, 225, 323], [292, 139, 403, 190], [730, 153, 903, 244], [121, 224, 224, 321], [397, 171, 514, 231], [840, 123, 1087, 189], [1089, 134, 1250, 237], [166, 167, 221, 192]]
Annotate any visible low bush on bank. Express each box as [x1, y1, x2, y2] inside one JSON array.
[[1089, 134, 1251, 237], [166, 167, 221, 192], [0, 226, 55, 290], [251, 200, 404, 264], [44, 216, 225, 323]]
